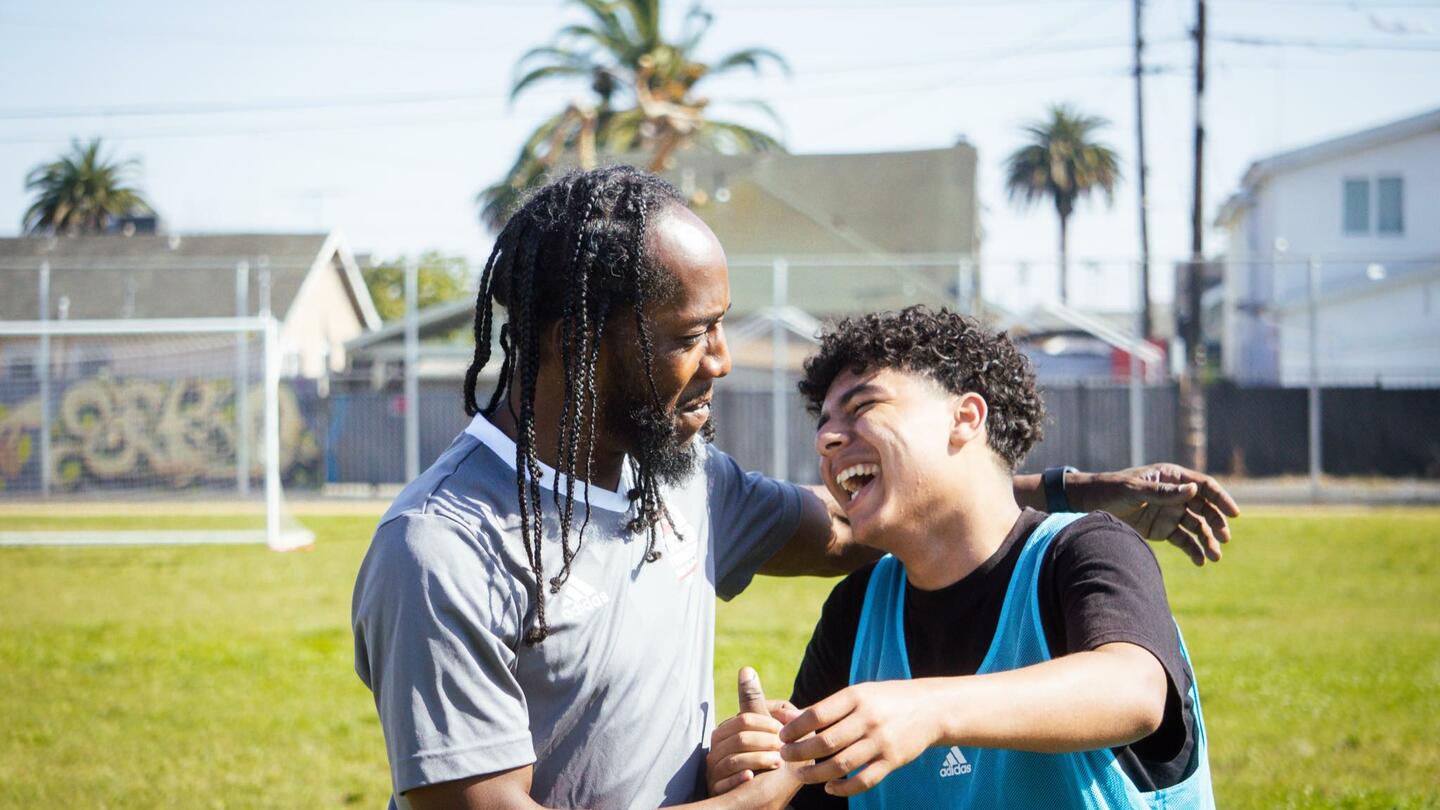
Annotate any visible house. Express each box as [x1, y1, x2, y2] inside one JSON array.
[[660, 143, 980, 318], [1215, 107, 1440, 387], [0, 231, 381, 379], [343, 144, 982, 382]]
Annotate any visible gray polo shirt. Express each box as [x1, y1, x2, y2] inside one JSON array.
[[352, 413, 804, 809]]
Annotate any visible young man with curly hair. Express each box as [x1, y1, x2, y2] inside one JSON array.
[[708, 306, 1215, 809]]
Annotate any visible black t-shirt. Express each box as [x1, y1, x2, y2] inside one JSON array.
[[788, 509, 1197, 810]]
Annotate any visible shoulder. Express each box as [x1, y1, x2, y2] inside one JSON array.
[[356, 508, 524, 622], [1046, 511, 1160, 573]]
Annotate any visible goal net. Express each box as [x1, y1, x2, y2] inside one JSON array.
[[0, 317, 314, 550]]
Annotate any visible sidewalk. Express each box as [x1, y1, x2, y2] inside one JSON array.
[[1219, 476, 1440, 506]]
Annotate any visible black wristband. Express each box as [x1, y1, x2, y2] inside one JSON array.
[[1043, 465, 1079, 513]]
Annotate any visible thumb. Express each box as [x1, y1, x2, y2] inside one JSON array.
[[738, 667, 768, 716], [1138, 480, 1198, 503]]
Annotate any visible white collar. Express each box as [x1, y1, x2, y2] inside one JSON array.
[[465, 411, 635, 514]]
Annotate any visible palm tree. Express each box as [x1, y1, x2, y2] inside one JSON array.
[[23, 138, 154, 235], [1004, 105, 1120, 305], [478, 0, 787, 230]]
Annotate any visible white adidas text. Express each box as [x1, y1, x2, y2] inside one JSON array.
[[939, 747, 973, 778]]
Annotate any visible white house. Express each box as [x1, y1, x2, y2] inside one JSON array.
[[1215, 106, 1440, 387]]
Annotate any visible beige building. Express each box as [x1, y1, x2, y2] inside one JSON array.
[[0, 231, 381, 379]]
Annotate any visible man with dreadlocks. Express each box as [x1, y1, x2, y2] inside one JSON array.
[[351, 165, 1239, 810]]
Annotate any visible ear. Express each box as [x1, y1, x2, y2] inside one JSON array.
[[950, 391, 988, 450]]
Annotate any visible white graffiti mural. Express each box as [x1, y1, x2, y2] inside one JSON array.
[[0, 374, 317, 491]]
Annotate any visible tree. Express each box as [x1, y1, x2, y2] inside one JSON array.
[[23, 138, 154, 235], [362, 251, 474, 323], [1004, 105, 1120, 305], [478, 0, 788, 231]]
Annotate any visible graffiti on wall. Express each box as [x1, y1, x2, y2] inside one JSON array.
[[0, 374, 318, 492]]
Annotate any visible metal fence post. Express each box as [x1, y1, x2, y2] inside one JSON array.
[[1307, 256, 1322, 499], [38, 261, 52, 497], [404, 256, 421, 483], [263, 315, 282, 548], [1129, 261, 1146, 467], [771, 257, 789, 482], [235, 260, 251, 495]]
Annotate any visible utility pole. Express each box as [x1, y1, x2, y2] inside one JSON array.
[[1132, 0, 1153, 340], [1180, 0, 1208, 471]]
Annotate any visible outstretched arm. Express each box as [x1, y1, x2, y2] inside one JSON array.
[[763, 463, 1241, 577], [777, 643, 1167, 798], [1017, 463, 1242, 566]]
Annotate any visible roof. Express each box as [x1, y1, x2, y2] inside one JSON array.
[[1238, 105, 1440, 192], [0, 231, 380, 328], [660, 143, 979, 256]]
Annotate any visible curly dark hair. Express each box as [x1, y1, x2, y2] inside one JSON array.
[[464, 165, 686, 644], [798, 305, 1045, 470]]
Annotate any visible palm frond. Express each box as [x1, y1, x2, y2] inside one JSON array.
[[711, 47, 790, 77]]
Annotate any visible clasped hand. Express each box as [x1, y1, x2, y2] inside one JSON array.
[[708, 671, 936, 799]]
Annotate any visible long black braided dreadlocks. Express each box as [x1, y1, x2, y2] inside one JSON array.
[[463, 165, 688, 645]]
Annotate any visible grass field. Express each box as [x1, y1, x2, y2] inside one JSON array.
[[1, 509, 1438, 808]]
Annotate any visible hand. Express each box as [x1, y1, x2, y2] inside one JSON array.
[[779, 680, 937, 797], [1067, 463, 1241, 566], [707, 667, 802, 796]]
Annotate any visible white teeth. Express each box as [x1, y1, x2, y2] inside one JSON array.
[[835, 463, 880, 494]]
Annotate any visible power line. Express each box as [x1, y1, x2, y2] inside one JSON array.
[[1213, 33, 1440, 50]]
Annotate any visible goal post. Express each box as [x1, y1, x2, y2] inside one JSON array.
[[0, 316, 314, 550]]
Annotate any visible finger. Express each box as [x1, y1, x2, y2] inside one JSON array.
[[1195, 497, 1231, 544], [738, 667, 768, 716], [781, 693, 853, 743], [709, 729, 784, 763], [826, 760, 893, 797], [1195, 475, 1241, 517], [1180, 508, 1222, 562], [1167, 524, 1205, 567], [796, 738, 879, 784], [713, 751, 784, 784], [783, 713, 866, 762], [1135, 479, 1199, 505], [710, 769, 753, 796], [713, 712, 784, 742], [767, 699, 802, 725]]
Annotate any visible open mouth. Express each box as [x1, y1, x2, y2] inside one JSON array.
[[834, 462, 879, 504], [677, 397, 711, 416]]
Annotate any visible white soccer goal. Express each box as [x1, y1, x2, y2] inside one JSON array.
[[0, 316, 314, 550]]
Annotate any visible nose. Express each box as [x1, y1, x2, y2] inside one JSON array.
[[815, 423, 849, 458], [702, 322, 733, 379]]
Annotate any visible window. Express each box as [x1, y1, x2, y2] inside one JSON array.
[[1377, 176, 1404, 235], [1343, 178, 1370, 235]]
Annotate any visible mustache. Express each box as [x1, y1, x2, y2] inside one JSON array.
[[677, 386, 713, 409]]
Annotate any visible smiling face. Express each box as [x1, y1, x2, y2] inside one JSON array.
[[815, 367, 977, 548], [597, 204, 732, 481]]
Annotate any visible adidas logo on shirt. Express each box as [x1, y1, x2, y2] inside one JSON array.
[[939, 747, 973, 778], [555, 576, 610, 622]]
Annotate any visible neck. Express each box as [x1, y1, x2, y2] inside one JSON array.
[[487, 379, 629, 491], [894, 464, 1022, 591]]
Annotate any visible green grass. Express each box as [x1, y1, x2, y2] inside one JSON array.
[[2, 509, 1438, 808]]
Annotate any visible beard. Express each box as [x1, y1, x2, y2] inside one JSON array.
[[618, 398, 716, 487], [602, 359, 715, 487]]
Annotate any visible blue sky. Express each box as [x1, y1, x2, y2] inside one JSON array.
[[2, 0, 1438, 312]]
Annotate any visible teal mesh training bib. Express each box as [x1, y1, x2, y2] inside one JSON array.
[[846, 513, 1215, 810]]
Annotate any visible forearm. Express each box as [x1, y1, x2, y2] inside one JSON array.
[[925, 644, 1167, 753], [760, 486, 880, 577], [1013, 473, 1045, 511]]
